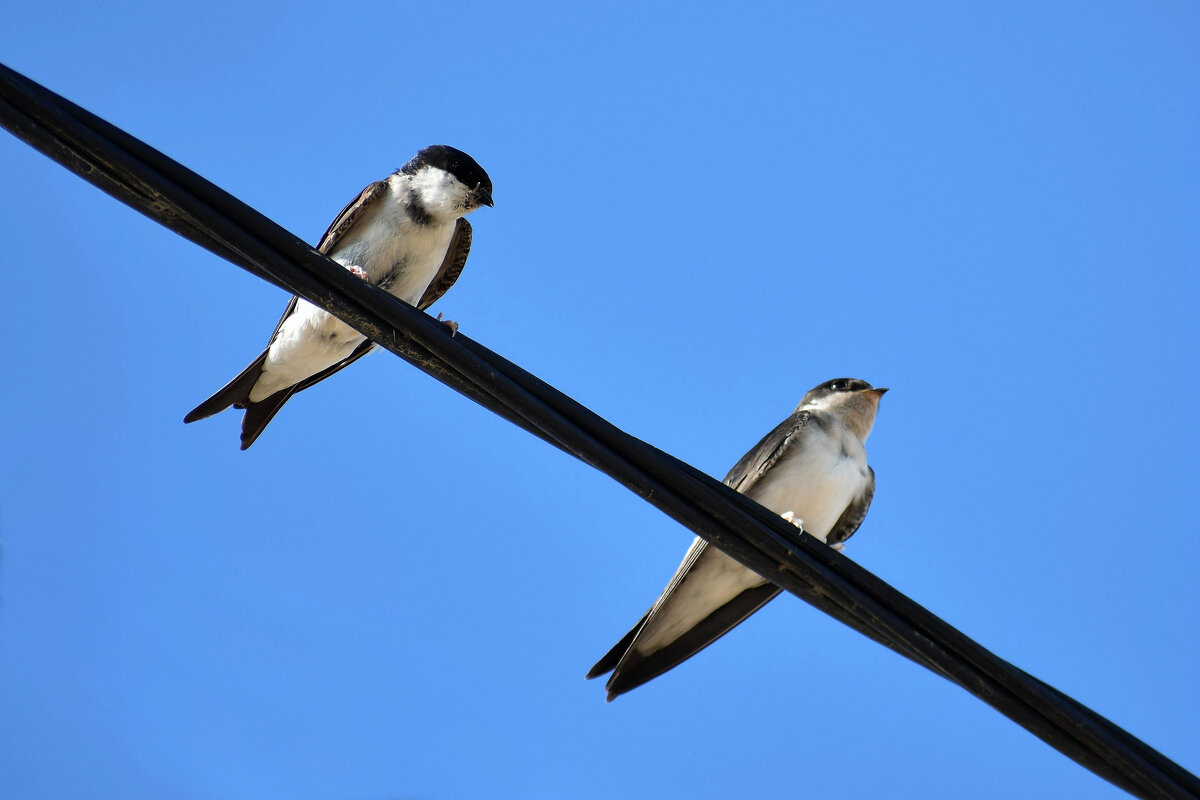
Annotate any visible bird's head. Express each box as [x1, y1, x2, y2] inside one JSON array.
[[798, 378, 888, 441], [402, 144, 494, 221]]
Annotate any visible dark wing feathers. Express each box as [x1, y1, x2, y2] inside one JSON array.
[[417, 218, 471, 310], [586, 537, 711, 680], [181, 297, 303, 430], [826, 466, 875, 548], [235, 386, 296, 451], [185, 337, 376, 450], [230, 338, 377, 450], [599, 582, 782, 700], [183, 349, 271, 424], [721, 410, 810, 492], [316, 179, 389, 255], [586, 610, 649, 681]]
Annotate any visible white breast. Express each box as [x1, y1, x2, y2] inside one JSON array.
[[744, 425, 869, 541], [327, 177, 455, 306]]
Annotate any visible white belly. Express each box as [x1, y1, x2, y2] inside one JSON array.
[[251, 300, 366, 399], [249, 188, 454, 402]]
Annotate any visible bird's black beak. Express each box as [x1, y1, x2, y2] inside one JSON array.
[[475, 185, 494, 208]]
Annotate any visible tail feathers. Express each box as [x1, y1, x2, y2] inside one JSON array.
[[586, 612, 649, 680], [591, 583, 782, 701], [185, 348, 290, 450], [237, 387, 298, 450], [233, 339, 374, 449], [185, 340, 374, 450], [184, 350, 269, 424]]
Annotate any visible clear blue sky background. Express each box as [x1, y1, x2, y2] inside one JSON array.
[[2, 3, 1197, 798]]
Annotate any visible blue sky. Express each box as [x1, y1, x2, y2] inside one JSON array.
[[2, 2, 1198, 798]]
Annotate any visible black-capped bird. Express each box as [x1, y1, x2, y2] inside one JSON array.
[[185, 145, 493, 449], [588, 378, 887, 700]]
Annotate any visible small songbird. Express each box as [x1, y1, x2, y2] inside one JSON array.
[[587, 378, 887, 700], [184, 145, 493, 449]]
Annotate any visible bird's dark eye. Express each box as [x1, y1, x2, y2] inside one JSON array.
[[829, 380, 845, 390]]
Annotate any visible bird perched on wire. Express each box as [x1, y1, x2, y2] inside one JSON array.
[[184, 145, 493, 449], [587, 378, 887, 700]]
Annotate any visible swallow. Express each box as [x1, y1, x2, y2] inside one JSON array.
[[588, 378, 887, 700], [184, 145, 493, 449]]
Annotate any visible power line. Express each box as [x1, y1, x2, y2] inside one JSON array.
[[2, 63, 1196, 800]]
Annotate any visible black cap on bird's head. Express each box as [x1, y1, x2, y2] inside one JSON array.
[[403, 144, 494, 208], [798, 378, 888, 439], [804, 378, 888, 401]]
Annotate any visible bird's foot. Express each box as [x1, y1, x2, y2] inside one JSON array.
[[346, 265, 368, 280], [829, 542, 846, 552], [436, 312, 459, 337], [780, 511, 804, 532]]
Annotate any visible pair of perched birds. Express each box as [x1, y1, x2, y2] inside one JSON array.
[[184, 144, 887, 701]]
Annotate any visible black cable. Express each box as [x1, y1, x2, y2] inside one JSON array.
[[2, 63, 1196, 800]]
